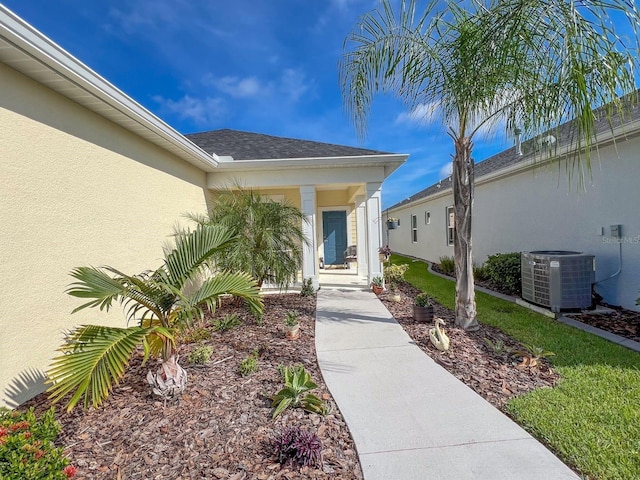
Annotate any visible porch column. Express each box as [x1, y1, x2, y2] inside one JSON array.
[[355, 195, 368, 278], [365, 182, 383, 282], [300, 185, 319, 290]]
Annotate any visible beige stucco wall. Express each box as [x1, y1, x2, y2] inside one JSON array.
[[0, 63, 210, 407]]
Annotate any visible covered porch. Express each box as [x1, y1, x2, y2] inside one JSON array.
[[191, 129, 407, 290]]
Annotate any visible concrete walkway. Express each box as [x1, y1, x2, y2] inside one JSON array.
[[315, 289, 580, 480]]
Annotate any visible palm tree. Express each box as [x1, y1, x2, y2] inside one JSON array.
[[341, 0, 638, 330], [47, 224, 263, 411], [191, 187, 309, 289]]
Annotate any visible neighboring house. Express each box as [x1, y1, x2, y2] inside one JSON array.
[[0, 6, 406, 408], [385, 97, 640, 312]]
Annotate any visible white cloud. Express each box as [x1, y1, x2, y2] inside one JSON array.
[[209, 76, 264, 98], [153, 95, 225, 126], [279, 69, 309, 102]]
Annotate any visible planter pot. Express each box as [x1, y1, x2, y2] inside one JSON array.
[[379, 254, 390, 263], [413, 305, 434, 322], [372, 285, 383, 295], [285, 324, 300, 340], [387, 221, 398, 230], [389, 293, 402, 303]]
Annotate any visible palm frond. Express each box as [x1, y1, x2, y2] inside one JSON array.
[[66, 266, 128, 313], [188, 271, 263, 318], [47, 325, 173, 411], [164, 224, 236, 289]]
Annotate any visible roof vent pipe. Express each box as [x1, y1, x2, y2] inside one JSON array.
[[514, 127, 523, 156]]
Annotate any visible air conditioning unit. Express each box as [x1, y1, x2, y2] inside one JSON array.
[[521, 251, 595, 312]]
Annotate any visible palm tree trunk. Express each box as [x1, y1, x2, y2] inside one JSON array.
[[146, 345, 187, 400], [452, 135, 479, 331]]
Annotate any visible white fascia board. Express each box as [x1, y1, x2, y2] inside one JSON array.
[[215, 153, 407, 176], [0, 5, 217, 172]]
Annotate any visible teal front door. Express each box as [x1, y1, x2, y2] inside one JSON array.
[[322, 211, 347, 266]]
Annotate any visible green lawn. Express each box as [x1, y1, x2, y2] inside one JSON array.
[[392, 254, 640, 480]]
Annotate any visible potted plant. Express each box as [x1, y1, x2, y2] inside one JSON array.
[[386, 217, 399, 230], [371, 276, 384, 295], [378, 244, 392, 263], [284, 310, 300, 339], [413, 293, 434, 322]]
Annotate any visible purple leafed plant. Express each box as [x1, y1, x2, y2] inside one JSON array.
[[271, 426, 322, 468]]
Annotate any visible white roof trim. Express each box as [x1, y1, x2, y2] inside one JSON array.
[[0, 5, 218, 172]]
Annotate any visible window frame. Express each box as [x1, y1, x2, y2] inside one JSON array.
[[446, 206, 455, 246], [411, 214, 418, 243]]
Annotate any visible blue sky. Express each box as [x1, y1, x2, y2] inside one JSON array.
[[4, 0, 517, 208]]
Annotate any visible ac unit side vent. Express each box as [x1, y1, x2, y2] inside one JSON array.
[[521, 251, 595, 312]]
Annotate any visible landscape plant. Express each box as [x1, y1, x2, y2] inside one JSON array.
[[271, 366, 328, 418], [300, 277, 315, 297], [414, 292, 433, 307], [341, 0, 640, 330], [383, 263, 408, 291], [270, 426, 323, 468], [188, 345, 213, 365], [438, 256, 455, 276], [484, 252, 522, 295], [190, 186, 308, 289], [213, 313, 242, 332], [46, 224, 263, 411], [0, 407, 76, 479], [239, 350, 259, 376]]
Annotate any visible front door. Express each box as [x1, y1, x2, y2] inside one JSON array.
[[322, 210, 347, 266]]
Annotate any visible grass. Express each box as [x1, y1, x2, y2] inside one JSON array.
[[392, 254, 640, 480]]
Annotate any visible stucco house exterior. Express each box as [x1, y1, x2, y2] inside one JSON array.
[[384, 98, 640, 313], [0, 6, 406, 408]]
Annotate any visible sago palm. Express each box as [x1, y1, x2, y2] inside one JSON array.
[[341, 0, 639, 330], [190, 187, 309, 289], [47, 224, 263, 411]]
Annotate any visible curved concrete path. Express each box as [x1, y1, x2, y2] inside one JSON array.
[[315, 289, 579, 480]]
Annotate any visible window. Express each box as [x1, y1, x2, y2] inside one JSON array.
[[446, 206, 455, 246], [411, 214, 418, 243], [425, 211, 431, 225]]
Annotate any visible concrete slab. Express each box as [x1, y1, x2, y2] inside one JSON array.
[[315, 289, 580, 480]]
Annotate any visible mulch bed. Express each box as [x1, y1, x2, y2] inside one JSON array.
[[21, 294, 363, 480], [379, 281, 559, 410], [431, 263, 640, 344]]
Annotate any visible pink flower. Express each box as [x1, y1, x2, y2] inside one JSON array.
[[63, 465, 78, 478]]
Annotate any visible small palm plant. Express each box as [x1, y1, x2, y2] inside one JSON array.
[[46, 224, 263, 411]]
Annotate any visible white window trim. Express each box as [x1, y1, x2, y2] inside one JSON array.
[[411, 214, 418, 243], [446, 206, 455, 246], [425, 211, 431, 225]]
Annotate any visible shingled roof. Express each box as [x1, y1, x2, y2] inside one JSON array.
[[185, 129, 390, 160], [389, 92, 640, 210]]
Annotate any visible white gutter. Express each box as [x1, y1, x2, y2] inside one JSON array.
[[0, 5, 218, 172]]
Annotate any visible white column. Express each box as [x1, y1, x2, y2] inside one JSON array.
[[365, 182, 383, 282], [300, 185, 319, 289], [355, 195, 368, 278]]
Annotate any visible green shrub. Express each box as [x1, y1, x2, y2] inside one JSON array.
[[383, 264, 409, 286], [473, 263, 489, 281], [213, 313, 242, 332], [484, 252, 522, 295], [188, 345, 213, 365], [239, 350, 259, 376], [0, 407, 77, 479], [438, 256, 455, 276], [179, 326, 211, 344], [414, 292, 433, 307], [300, 278, 315, 297]]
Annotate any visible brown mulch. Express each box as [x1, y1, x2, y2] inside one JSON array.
[[432, 263, 639, 344], [379, 281, 560, 410], [21, 294, 363, 480]]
